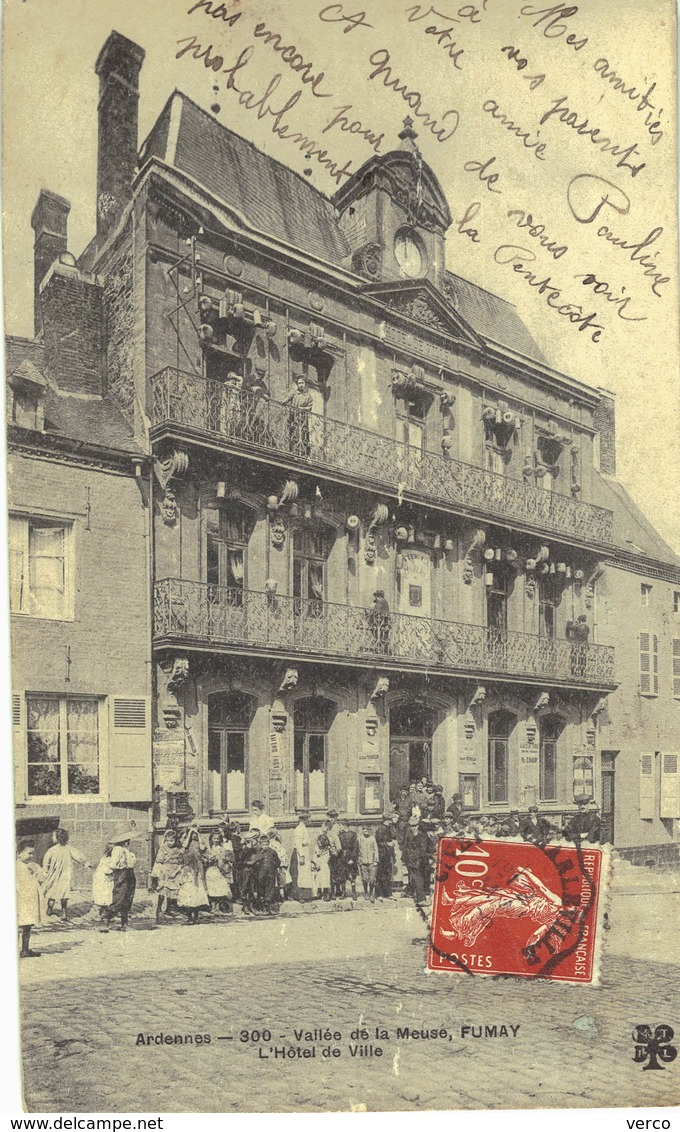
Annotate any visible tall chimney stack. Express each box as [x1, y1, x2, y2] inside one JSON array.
[[95, 31, 145, 244], [31, 190, 71, 337], [594, 388, 616, 475]]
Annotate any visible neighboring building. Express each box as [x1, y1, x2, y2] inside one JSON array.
[[7, 189, 152, 874], [10, 30, 680, 863]]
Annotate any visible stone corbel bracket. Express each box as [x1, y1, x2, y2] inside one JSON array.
[[370, 675, 390, 705], [463, 529, 486, 584], [155, 447, 189, 526], [585, 564, 605, 610]]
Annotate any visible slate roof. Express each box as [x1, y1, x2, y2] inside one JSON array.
[[139, 93, 549, 365], [5, 337, 144, 457], [141, 93, 351, 265], [591, 471, 680, 567], [445, 273, 548, 365]]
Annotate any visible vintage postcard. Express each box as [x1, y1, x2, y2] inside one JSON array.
[[2, 0, 679, 1115]]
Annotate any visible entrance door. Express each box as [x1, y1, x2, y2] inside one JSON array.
[[389, 741, 410, 800], [601, 751, 617, 843], [389, 702, 436, 801], [389, 740, 432, 801]]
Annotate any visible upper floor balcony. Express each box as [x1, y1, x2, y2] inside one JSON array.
[[154, 578, 616, 691], [151, 368, 614, 549]]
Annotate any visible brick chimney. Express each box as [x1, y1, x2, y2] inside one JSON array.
[[30, 190, 71, 337], [95, 31, 145, 244], [39, 260, 105, 396], [594, 388, 616, 475]]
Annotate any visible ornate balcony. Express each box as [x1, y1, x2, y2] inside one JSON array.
[[154, 579, 616, 689], [151, 368, 614, 548]]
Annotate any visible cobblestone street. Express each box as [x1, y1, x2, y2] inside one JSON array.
[[19, 878, 680, 1113]]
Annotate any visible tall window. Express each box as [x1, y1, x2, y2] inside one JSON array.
[[207, 692, 254, 812], [673, 591, 680, 613], [639, 632, 659, 695], [399, 397, 425, 452], [293, 527, 327, 616], [205, 502, 254, 605], [9, 516, 72, 620], [487, 567, 511, 634], [488, 711, 515, 804], [294, 696, 334, 809], [538, 577, 560, 639], [640, 583, 652, 607], [26, 695, 100, 798], [539, 715, 563, 801]]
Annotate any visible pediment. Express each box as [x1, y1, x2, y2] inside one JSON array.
[[360, 279, 482, 347]]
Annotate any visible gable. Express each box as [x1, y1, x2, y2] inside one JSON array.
[[360, 279, 482, 346]]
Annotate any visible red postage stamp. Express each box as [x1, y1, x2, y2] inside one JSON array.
[[428, 837, 605, 984]]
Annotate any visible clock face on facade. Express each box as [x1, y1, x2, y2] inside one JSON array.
[[394, 231, 424, 278]]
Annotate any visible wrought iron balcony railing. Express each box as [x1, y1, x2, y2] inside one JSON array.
[[154, 579, 616, 688], [151, 368, 614, 547]]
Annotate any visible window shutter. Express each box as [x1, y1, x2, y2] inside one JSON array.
[[652, 634, 659, 694], [639, 752, 655, 819], [639, 633, 653, 693], [672, 640, 680, 698], [12, 693, 24, 801], [639, 632, 650, 692], [109, 696, 151, 803], [660, 753, 680, 819]]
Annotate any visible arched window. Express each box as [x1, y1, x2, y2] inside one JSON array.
[[539, 714, 564, 802], [207, 691, 255, 813], [294, 696, 335, 810], [488, 710, 515, 804]]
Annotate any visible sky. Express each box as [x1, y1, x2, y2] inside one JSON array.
[[2, 0, 679, 553]]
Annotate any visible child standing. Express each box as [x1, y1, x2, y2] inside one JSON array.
[[42, 828, 91, 922], [358, 825, 379, 903], [204, 830, 234, 914], [150, 829, 184, 922], [177, 828, 210, 925], [313, 831, 332, 901], [16, 839, 45, 958]]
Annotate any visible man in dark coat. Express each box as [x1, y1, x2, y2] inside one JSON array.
[[240, 833, 264, 914], [258, 834, 282, 914], [520, 806, 553, 844], [368, 590, 391, 654], [446, 793, 464, 823], [401, 816, 431, 904], [338, 820, 359, 899], [374, 816, 395, 898]]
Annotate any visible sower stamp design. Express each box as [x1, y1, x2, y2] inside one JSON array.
[[429, 838, 606, 984]]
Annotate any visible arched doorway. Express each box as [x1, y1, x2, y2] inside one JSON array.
[[389, 702, 436, 800]]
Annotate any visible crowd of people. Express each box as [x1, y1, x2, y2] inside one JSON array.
[[15, 790, 604, 957]]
